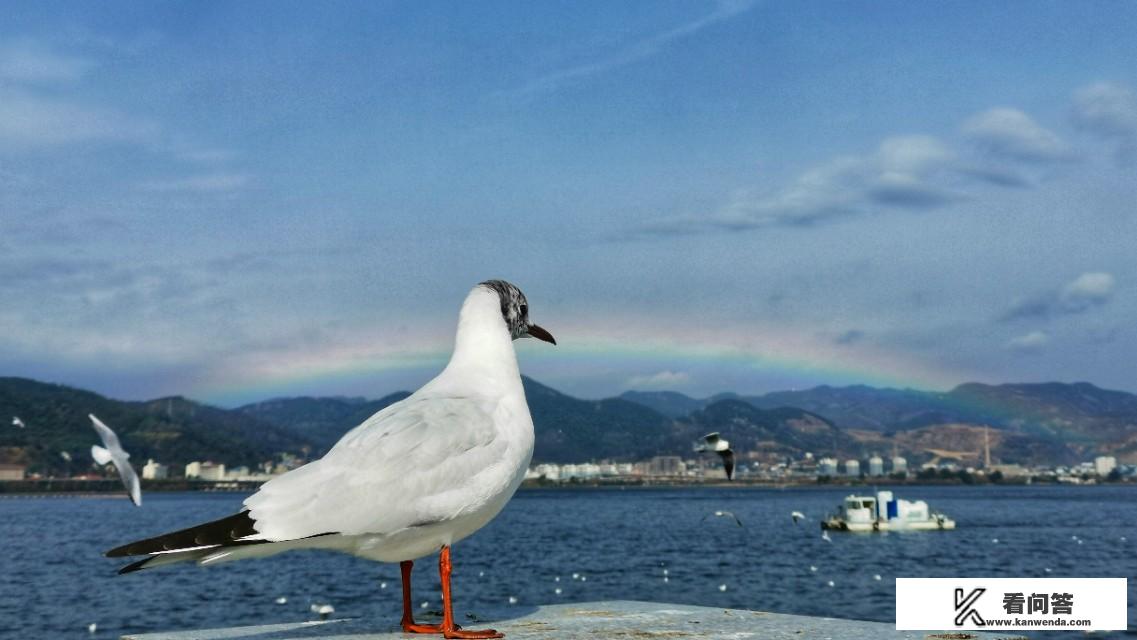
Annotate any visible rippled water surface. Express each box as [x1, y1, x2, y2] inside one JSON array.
[[1, 485, 1133, 639]]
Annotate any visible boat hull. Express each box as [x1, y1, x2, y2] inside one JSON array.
[[821, 517, 956, 532]]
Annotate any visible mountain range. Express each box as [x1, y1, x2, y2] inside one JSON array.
[[2, 375, 1135, 476]]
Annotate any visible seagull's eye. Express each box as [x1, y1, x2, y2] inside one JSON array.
[[519, 304, 528, 316]]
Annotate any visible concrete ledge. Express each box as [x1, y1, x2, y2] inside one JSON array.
[[123, 600, 1010, 640]]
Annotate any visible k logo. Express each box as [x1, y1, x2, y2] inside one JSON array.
[[954, 587, 986, 626]]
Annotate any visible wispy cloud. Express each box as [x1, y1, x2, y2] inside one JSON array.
[[962, 107, 1069, 163], [1006, 330, 1049, 353], [1071, 82, 1137, 162], [0, 39, 94, 84], [635, 93, 1108, 238], [1002, 272, 1116, 321], [140, 173, 251, 193], [0, 88, 158, 149], [627, 369, 692, 389], [512, 0, 755, 97], [641, 134, 960, 235]]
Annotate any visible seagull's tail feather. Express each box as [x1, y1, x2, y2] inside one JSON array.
[[118, 548, 213, 574], [106, 511, 260, 558]]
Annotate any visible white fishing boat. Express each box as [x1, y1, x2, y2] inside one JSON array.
[[821, 490, 955, 532]]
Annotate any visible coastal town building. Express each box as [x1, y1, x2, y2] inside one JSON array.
[[0, 463, 27, 481], [1095, 456, 1117, 477], [141, 459, 168, 480], [868, 456, 884, 476]]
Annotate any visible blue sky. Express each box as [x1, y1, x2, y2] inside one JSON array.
[[2, 1, 1136, 406]]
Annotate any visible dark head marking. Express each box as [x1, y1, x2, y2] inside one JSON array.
[[480, 279, 530, 339]]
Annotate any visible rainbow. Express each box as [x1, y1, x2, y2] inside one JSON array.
[[188, 316, 973, 406]]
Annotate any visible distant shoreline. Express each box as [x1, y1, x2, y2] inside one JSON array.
[[0, 476, 1131, 497]]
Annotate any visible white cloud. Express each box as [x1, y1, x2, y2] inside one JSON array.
[[0, 89, 158, 149], [140, 174, 250, 193], [963, 107, 1069, 162], [1003, 272, 1116, 321], [1007, 330, 1049, 352], [1059, 272, 1115, 312], [878, 135, 955, 175], [655, 135, 958, 233], [1071, 82, 1137, 161], [0, 40, 93, 83], [627, 370, 692, 389], [512, 0, 755, 97]]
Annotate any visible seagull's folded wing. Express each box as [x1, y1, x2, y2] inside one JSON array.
[[243, 394, 505, 541]]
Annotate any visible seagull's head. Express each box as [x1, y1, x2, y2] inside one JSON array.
[[479, 280, 556, 345]]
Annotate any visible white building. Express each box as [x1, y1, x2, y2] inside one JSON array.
[[1094, 456, 1117, 477], [0, 463, 26, 481], [185, 461, 226, 481], [817, 457, 838, 476], [868, 455, 884, 476], [529, 463, 561, 481], [892, 456, 908, 474], [141, 459, 168, 480], [845, 459, 861, 477]]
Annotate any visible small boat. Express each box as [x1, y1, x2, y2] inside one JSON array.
[[821, 490, 955, 532]]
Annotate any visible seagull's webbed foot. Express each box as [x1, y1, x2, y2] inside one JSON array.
[[442, 627, 501, 639], [401, 620, 444, 634]]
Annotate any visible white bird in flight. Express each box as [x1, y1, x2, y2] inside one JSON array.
[[701, 510, 743, 527], [694, 432, 734, 480], [89, 414, 142, 506], [791, 511, 806, 524], [12, 416, 25, 428], [106, 280, 556, 640]]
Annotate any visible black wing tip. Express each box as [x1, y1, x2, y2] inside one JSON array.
[[105, 510, 258, 558], [117, 557, 153, 574]]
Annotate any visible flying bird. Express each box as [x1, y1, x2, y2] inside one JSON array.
[[695, 432, 734, 480], [105, 280, 555, 640], [12, 416, 25, 428], [89, 414, 141, 506], [701, 510, 743, 527], [791, 511, 806, 524]]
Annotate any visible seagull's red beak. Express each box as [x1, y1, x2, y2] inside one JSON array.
[[526, 324, 556, 345]]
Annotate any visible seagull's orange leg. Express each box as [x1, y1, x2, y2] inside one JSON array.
[[400, 560, 442, 634], [439, 545, 501, 639]]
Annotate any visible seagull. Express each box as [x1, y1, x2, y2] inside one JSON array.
[[89, 414, 141, 506], [695, 432, 734, 480], [701, 510, 743, 527], [60, 451, 73, 462], [791, 511, 806, 524], [821, 530, 832, 543], [12, 416, 25, 428], [310, 603, 335, 620], [105, 280, 555, 640]]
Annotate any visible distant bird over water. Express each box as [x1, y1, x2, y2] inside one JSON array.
[[701, 510, 743, 527], [791, 511, 806, 524], [89, 414, 141, 506], [105, 281, 555, 640], [695, 432, 734, 480], [12, 416, 25, 428]]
